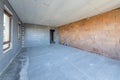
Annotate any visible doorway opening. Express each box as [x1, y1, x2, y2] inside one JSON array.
[[50, 29, 55, 44]]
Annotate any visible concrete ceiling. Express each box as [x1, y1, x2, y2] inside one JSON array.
[[8, 0, 120, 26]]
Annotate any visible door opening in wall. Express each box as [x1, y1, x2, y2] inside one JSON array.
[[50, 29, 55, 44]]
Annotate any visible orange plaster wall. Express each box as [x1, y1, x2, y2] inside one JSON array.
[[58, 8, 120, 60]]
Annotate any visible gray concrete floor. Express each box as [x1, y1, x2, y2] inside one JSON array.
[[0, 44, 120, 80], [0, 49, 28, 80]]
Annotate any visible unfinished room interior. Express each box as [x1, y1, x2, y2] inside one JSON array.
[[0, 0, 120, 80]]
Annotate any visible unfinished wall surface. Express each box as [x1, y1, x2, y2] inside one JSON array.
[[24, 23, 59, 47], [0, 0, 22, 75], [58, 8, 120, 60]]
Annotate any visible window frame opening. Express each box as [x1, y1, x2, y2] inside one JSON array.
[[3, 10, 12, 51]]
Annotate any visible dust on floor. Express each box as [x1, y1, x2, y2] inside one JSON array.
[[0, 44, 120, 80]]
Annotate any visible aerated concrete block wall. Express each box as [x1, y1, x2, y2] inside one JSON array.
[[58, 8, 120, 60], [0, 0, 22, 75], [23, 23, 59, 47]]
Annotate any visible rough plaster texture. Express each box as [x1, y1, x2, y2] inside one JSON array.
[[8, 0, 120, 26], [0, 0, 22, 75], [24, 23, 59, 47], [58, 8, 120, 60]]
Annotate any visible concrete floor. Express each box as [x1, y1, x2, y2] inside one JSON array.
[[0, 48, 29, 80], [0, 44, 120, 80]]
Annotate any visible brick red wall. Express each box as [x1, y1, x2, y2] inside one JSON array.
[[58, 8, 120, 60]]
